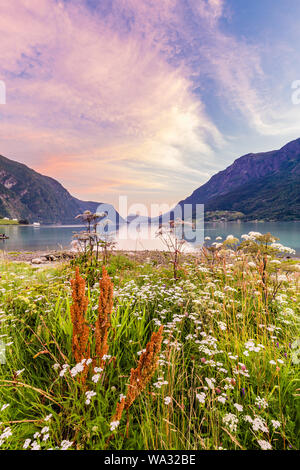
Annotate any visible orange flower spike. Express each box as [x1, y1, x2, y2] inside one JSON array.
[[125, 325, 164, 410], [70, 267, 90, 363], [95, 266, 114, 365]]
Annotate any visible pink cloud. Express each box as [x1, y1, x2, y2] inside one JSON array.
[[1, 0, 296, 209]]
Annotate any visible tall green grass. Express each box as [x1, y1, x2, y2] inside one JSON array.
[[0, 251, 299, 450]]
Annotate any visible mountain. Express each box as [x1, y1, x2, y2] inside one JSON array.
[[0, 154, 123, 224], [178, 138, 300, 221]]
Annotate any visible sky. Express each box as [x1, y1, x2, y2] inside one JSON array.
[[0, 0, 300, 214]]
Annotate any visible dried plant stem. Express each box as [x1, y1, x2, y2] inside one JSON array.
[[110, 325, 164, 430], [95, 266, 113, 366], [70, 267, 90, 363]]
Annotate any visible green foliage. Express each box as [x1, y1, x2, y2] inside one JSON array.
[[0, 243, 299, 450]]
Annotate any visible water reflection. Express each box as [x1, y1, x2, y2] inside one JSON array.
[[0, 221, 299, 254]]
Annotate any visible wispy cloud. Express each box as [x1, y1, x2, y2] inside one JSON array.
[[0, 0, 299, 207]]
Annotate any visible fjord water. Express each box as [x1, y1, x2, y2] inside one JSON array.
[[0, 221, 299, 255]]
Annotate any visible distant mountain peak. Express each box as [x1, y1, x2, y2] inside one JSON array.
[[0, 153, 122, 224], [179, 137, 300, 221]]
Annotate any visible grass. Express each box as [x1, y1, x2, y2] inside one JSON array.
[[0, 219, 19, 225], [0, 245, 299, 451]]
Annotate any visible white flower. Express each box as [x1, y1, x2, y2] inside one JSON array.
[[196, 392, 206, 404], [44, 413, 52, 422], [31, 441, 40, 450], [218, 321, 227, 331], [41, 426, 49, 434], [61, 440, 73, 450], [223, 413, 238, 433], [23, 438, 31, 449], [255, 396, 268, 409], [59, 364, 70, 377], [85, 390, 97, 405], [110, 420, 120, 431], [0, 404, 9, 412], [102, 355, 111, 361], [271, 420, 281, 429], [164, 396, 172, 405], [257, 439, 272, 450], [92, 374, 100, 383], [234, 403, 243, 412], [217, 395, 227, 404], [252, 417, 269, 433], [205, 377, 215, 389]]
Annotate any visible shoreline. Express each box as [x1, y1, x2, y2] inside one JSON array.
[[1, 248, 299, 266]]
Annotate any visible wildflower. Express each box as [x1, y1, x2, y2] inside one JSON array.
[[70, 361, 85, 377], [110, 420, 120, 431], [85, 390, 97, 405], [59, 364, 70, 377], [271, 420, 281, 430], [217, 395, 227, 404], [23, 439, 31, 449], [31, 441, 40, 450], [92, 373, 100, 383], [44, 413, 52, 421], [0, 403, 9, 412], [218, 321, 227, 331], [252, 417, 269, 433], [61, 440, 73, 450], [196, 392, 206, 404], [257, 439, 272, 450], [234, 403, 243, 412], [164, 396, 172, 405], [0, 427, 12, 446], [102, 354, 112, 361], [222, 413, 238, 433], [41, 426, 49, 434], [255, 396, 268, 409], [205, 377, 215, 389]]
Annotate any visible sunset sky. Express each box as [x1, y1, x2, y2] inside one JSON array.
[[0, 0, 300, 212]]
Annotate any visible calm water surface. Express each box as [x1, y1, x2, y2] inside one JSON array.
[[0, 222, 299, 254]]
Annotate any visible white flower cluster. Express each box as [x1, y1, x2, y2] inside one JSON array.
[[70, 358, 92, 377], [255, 396, 268, 409], [222, 413, 238, 433], [110, 420, 120, 431], [270, 242, 296, 255], [196, 392, 206, 404], [0, 427, 12, 447], [257, 439, 272, 450], [85, 390, 97, 405]]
